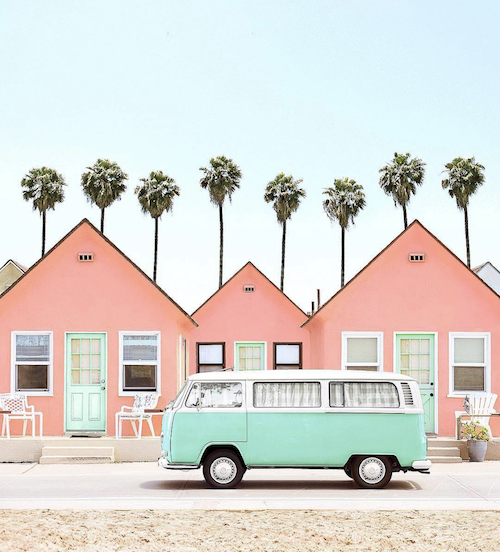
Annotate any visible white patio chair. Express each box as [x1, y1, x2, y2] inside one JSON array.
[[115, 393, 159, 439], [456, 392, 497, 438], [0, 393, 43, 438]]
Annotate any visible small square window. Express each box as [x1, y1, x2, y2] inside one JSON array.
[[197, 343, 224, 373], [274, 343, 301, 370], [342, 333, 382, 371]]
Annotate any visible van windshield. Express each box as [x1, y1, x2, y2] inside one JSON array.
[[166, 382, 188, 411]]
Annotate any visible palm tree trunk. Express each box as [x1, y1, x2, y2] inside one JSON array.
[[464, 205, 471, 268], [341, 226, 345, 288], [219, 203, 224, 289], [280, 220, 286, 291], [100, 208, 105, 233], [41, 210, 46, 257], [402, 204, 408, 230], [153, 217, 159, 282]]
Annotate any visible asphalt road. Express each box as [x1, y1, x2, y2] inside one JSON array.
[[1, 462, 500, 510]]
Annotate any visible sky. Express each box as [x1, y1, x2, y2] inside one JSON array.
[[0, 1, 499, 314]]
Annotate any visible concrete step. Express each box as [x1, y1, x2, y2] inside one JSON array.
[[39, 455, 113, 464], [427, 446, 461, 457], [41, 446, 114, 457], [427, 455, 462, 463], [427, 438, 461, 447], [39, 446, 115, 464]]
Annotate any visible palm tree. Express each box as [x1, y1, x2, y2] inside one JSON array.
[[323, 178, 366, 288], [81, 159, 128, 233], [21, 167, 66, 257], [379, 152, 426, 229], [442, 157, 485, 268], [135, 171, 180, 282], [199, 155, 242, 288], [264, 173, 306, 291]]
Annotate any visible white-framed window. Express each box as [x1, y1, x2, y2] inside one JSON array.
[[341, 332, 383, 371], [449, 332, 490, 395], [11, 331, 53, 395], [119, 332, 161, 396]]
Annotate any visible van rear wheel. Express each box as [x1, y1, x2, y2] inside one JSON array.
[[352, 456, 392, 489], [203, 449, 245, 489]]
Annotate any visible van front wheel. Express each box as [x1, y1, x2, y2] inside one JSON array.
[[352, 456, 392, 489], [203, 450, 245, 489]]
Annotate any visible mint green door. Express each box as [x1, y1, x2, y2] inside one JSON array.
[[235, 343, 265, 371], [66, 333, 107, 432], [396, 334, 435, 433]]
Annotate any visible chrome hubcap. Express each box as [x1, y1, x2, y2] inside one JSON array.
[[359, 457, 386, 484], [210, 457, 237, 484]]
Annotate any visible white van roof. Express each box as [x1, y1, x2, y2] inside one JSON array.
[[188, 370, 415, 382]]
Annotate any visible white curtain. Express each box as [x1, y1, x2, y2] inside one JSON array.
[[253, 382, 321, 408], [344, 382, 399, 408]]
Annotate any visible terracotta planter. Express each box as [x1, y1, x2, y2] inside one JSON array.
[[467, 440, 488, 462]]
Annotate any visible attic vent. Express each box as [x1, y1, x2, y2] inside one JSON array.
[[401, 382, 414, 406], [409, 253, 425, 262], [78, 253, 94, 262], [243, 285, 255, 293]]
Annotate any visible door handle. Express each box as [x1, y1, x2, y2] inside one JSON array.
[[430, 393, 434, 397], [430, 382, 434, 386], [101, 386, 106, 390]]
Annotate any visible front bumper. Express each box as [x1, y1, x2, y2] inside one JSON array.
[[411, 459, 432, 472]]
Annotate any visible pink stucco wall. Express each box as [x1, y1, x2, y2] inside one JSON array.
[[190, 263, 310, 373], [305, 222, 500, 436], [0, 221, 194, 436]]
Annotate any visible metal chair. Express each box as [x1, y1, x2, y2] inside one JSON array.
[[115, 393, 159, 439], [0, 393, 43, 438]]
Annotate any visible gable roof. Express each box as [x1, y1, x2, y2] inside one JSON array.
[[0, 219, 197, 327], [473, 261, 500, 275], [302, 219, 500, 327], [192, 261, 307, 318], [0, 259, 26, 273]]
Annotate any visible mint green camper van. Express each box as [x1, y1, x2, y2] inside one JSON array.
[[159, 370, 431, 489]]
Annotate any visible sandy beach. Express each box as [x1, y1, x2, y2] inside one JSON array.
[[0, 510, 499, 552]]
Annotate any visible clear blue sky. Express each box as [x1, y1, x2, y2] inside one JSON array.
[[1, 1, 499, 313]]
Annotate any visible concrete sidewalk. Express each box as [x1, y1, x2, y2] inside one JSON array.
[[1, 461, 500, 510]]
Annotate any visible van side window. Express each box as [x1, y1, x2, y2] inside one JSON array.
[[330, 383, 344, 407], [329, 382, 399, 408], [186, 382, 243, 408], [253, 382, 321, 408]]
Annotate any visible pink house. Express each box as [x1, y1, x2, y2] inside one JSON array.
[[189, 262, 310, 374], [0, 219, 195, 436], [303, 221, 500, 437]]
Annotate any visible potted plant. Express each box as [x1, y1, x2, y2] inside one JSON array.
[[461, 421, 490, 462]]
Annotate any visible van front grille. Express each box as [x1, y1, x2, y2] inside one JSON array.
[[401, 382, 414, 406]]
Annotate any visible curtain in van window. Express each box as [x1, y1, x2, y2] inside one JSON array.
[[253, 382, 321, 408], [344, 382, 399, 408]]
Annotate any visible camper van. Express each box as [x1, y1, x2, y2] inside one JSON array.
[[159, 370, 431, 489]]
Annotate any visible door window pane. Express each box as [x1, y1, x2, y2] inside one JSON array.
[[253, 382, 321, 408], [186, 382, 243, 408], [454, 366, 485, 392]]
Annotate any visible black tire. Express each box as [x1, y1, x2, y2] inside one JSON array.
[[351, 456, 392, 489], [203, 449, 245, 489], [343, 465, 353, 479]]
